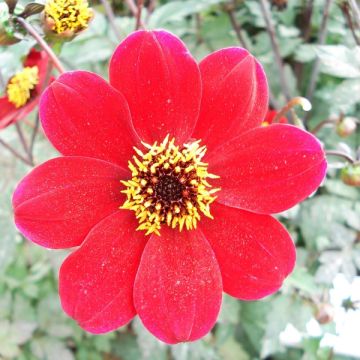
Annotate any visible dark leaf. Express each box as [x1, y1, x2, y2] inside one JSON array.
[[18, 3, 45, 18], [5, 0, 18, 14]]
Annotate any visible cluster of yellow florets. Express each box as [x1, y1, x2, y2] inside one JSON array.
[[121, 136, 220, 236], [44, 0, 93, 35], [6, 66, 39, 108]]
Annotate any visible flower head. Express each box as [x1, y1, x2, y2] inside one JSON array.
[[121, 136, 219, 235], [336, 116, 357, 138], [0, 49, 49, 130], [44, 0, 93, 36], [341, 164, 360, 187], [6, 66, 39, 108], [13, 30, 327, 343]]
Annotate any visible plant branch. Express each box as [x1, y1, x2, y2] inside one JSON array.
[[325, 150, 356, 164], [348, 0, 360, 28], [124, 0, 145, 29], [16, 17, 66, 74], [14, 122, 30, 156], [100, 0, 121, 40], [0, 138, 33, 166], [27, 62, 53, 164], [311, 119, 336, 134], [136, 0, 144, 30], [305, 0, 333, 103], [29, 113, 40, 164], [225, 1, 249, 49], [273, 97, 312, 123], [226, 1, 279, 108], [259, 0, 291, 100], [340, 1, 360, 45], [147, 0, 156, 15], [302, 0, 315, 41]]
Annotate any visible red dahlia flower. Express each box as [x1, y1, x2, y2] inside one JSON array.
[[13, 30, 327, 344], [0, 49, 49, 130]]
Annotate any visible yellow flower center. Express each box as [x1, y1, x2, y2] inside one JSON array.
[[121, 136, 220, 236], [6, 66, 39, 108], [45, 0, 92, 34]]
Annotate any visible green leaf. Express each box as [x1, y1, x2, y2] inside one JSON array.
[[0, 320, 20, 358], [149, 0, 225, 28], [262, 294, 313, 358], [133, 318, 168, 360], [285, 267, 318, 295], [111, 332, 142, 360], [171, 340, 219, 360], [316, 46, 360, 78], [31, 338, 74, 360], [294, 44, 317, 63], [328, 78, 360, 113], [218, 294, 241, 324], [298, 195, 358, 250], [217, 335, 250, 360], [4, 0, 17, 14], [237, 300, 271, 357]]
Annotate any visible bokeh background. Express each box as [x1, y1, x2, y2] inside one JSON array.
[[1, 0, 360, 359]]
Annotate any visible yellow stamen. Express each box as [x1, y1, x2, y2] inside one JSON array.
[[120, 136, 220, 235], [6, 67, 39, 108], [45, 0, 93, 35]]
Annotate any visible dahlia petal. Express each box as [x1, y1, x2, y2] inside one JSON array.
[[208, 124, 327, 214], [201, 202, 295, 300], [59, 211, 146, 334], [13, 156, 127, 249], [39, 71, 139, 167], [133, 228, 222, 344], [0, 97, 18, 129], [192, 47, 268, 153], [109, 30, 201, 145], [0, 97, 41, 130]]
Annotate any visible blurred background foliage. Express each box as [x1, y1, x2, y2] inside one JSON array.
[[0, 0, 360, 359]]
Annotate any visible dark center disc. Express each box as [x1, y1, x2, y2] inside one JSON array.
[[154, 175, 184, 203]]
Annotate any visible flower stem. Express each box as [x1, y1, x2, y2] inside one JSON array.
[[273, 97, 312, 124], [124, 0, 145, 29], [14, 122, 30, 156], [0, 138, 33, 166], [135, 0, 144, 30], [99, 0, 121, 41], [340, 1, 360, 45], [226, 0, 279, 109], [325, 150, 356, 164], [225, 1, 249, 49], [16, 17, 66, 74], [259, 0, 291, 101], [302, 0, 315, 41], [348, 0, 360, 28], [29, 113, 40, 164], [304, 0, 333, 103], [311, 119, 336, 134]]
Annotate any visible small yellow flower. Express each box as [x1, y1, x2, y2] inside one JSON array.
[[44, 0, 93, 36], [6, 66, 39, 108]]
